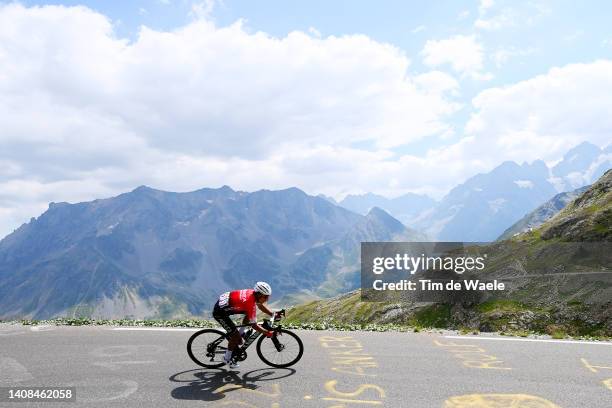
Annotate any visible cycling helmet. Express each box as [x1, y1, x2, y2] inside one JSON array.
[[254, 281, 272, 295]]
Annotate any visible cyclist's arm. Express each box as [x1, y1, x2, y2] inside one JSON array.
[[250, 322, 270, 334], [250, 303, 274, 335], [256, 302, 274, 316]]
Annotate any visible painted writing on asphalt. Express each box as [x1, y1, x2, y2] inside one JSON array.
[[318, 336, 385, 406], [433, 340, 511, 370], [444, 393, 561, 407], [581, 358, 612, 391]]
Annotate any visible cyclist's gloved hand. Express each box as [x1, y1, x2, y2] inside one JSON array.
[[265, 331, 274, 338]]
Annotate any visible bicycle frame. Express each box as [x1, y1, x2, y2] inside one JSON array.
[[212, 312, 285, 359]]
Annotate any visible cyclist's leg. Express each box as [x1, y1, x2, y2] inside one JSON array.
[[239, 315, 250, 336], [212, 303, 241, 358], [213, 301, 234, 331]]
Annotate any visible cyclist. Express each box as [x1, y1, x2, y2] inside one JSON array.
[[213, 281, 277, 368]]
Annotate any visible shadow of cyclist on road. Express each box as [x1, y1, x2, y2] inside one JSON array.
[[169, 367, 296, 401]]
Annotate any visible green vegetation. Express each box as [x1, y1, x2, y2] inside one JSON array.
[[459, 327, 479, 335], [0, 317, 415, 333], [11, 318, 218, 328], [410, 304, 450, 328], [476, 300, 527, 314], [284, 291, 393, 326], [550, 329, 567, 339], [0, 316, 608, 340], [281, 289, 611, 340], [507, 329, 530, 337]]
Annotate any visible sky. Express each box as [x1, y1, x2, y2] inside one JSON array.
[[1, 0, 612, 238]]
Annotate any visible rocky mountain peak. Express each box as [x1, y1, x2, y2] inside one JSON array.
[[541, 169, 611, 241]]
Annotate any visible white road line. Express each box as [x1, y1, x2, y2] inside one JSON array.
[[111, 327, 200, 331], [0, 326, 25, 336], [31, 324, 54, 332], [444, 335, 612, 346]]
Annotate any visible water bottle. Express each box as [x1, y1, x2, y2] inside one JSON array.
[[243, 328, 253, 339]]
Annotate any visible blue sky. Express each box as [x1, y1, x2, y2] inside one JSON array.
[[1, 0, 611, 237]]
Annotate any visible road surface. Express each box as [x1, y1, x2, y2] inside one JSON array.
[[1, 324, 611, 407]]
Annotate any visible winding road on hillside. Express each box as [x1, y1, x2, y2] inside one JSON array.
[[1, 324, 611, 407]]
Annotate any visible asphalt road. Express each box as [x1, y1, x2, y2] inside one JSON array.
[[1, 324, 611, 408]]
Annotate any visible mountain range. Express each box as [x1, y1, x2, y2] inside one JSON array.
[[287, 169, 612, 336], [340, 142, 611, 242], [0, 141, 609, 320], [0, 186, 422, 319], [497, 185, 589, 240], [339, 192, 435, 227]]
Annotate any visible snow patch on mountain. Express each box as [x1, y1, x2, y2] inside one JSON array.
[[488, 198, 507, 213], [514, 180, 534, 189]]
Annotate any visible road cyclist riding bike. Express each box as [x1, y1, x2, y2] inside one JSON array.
[[213, 281, 277, 368], [186, 281, 304, 370]]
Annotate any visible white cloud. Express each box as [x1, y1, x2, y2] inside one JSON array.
[[308, 26, 321, 37], [414, 71, 461, 97], [379, 60, 612, 202], [0, 4, 609, 240], [564, 30, 584, 43], [478, 0, 495, 15], [474, 1, 550, 31], [190, 0, 218, 19], [457, 10, 470, 20], [411, 25, 426, 34], [465, 60, 612, 163], [0, 3, 460, 237], [421, 35, 492, 80], [475, 8, 517, 30], [492, 46, 537, 68]]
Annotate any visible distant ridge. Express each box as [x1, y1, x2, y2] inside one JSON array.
[[0, 185, 421, 319], [497, 185, 589, 240]]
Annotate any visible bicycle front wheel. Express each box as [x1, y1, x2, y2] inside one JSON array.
[[256, 329, 304, 368], [187, 328, 228, 368]]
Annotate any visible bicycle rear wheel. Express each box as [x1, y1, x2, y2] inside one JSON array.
[[256, 329, 304, 368], [187, 328, 228, 368]]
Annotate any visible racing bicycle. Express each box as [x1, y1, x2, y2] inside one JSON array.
[[187, 309, 304, 368]]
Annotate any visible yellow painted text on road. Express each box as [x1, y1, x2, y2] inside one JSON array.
[[434, 340, 511, 370], [318, 335, 386, 407], [581, 357, 612, 393], [322, 380, 385, 405], [444, 393, 561, 407], [581, 357, 612, 373], [319, 336, 378, 376]]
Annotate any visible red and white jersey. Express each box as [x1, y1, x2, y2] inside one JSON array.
[[217, 289, 257, 322]]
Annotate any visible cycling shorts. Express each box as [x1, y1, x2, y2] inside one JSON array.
[[213, 301, 237, 334]]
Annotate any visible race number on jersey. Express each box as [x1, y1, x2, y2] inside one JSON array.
[[218, 292, 230, 307]]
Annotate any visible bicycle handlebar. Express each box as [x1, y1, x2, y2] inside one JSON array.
[[262, 309, 286, 330], [233, 308, 285, 328]]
